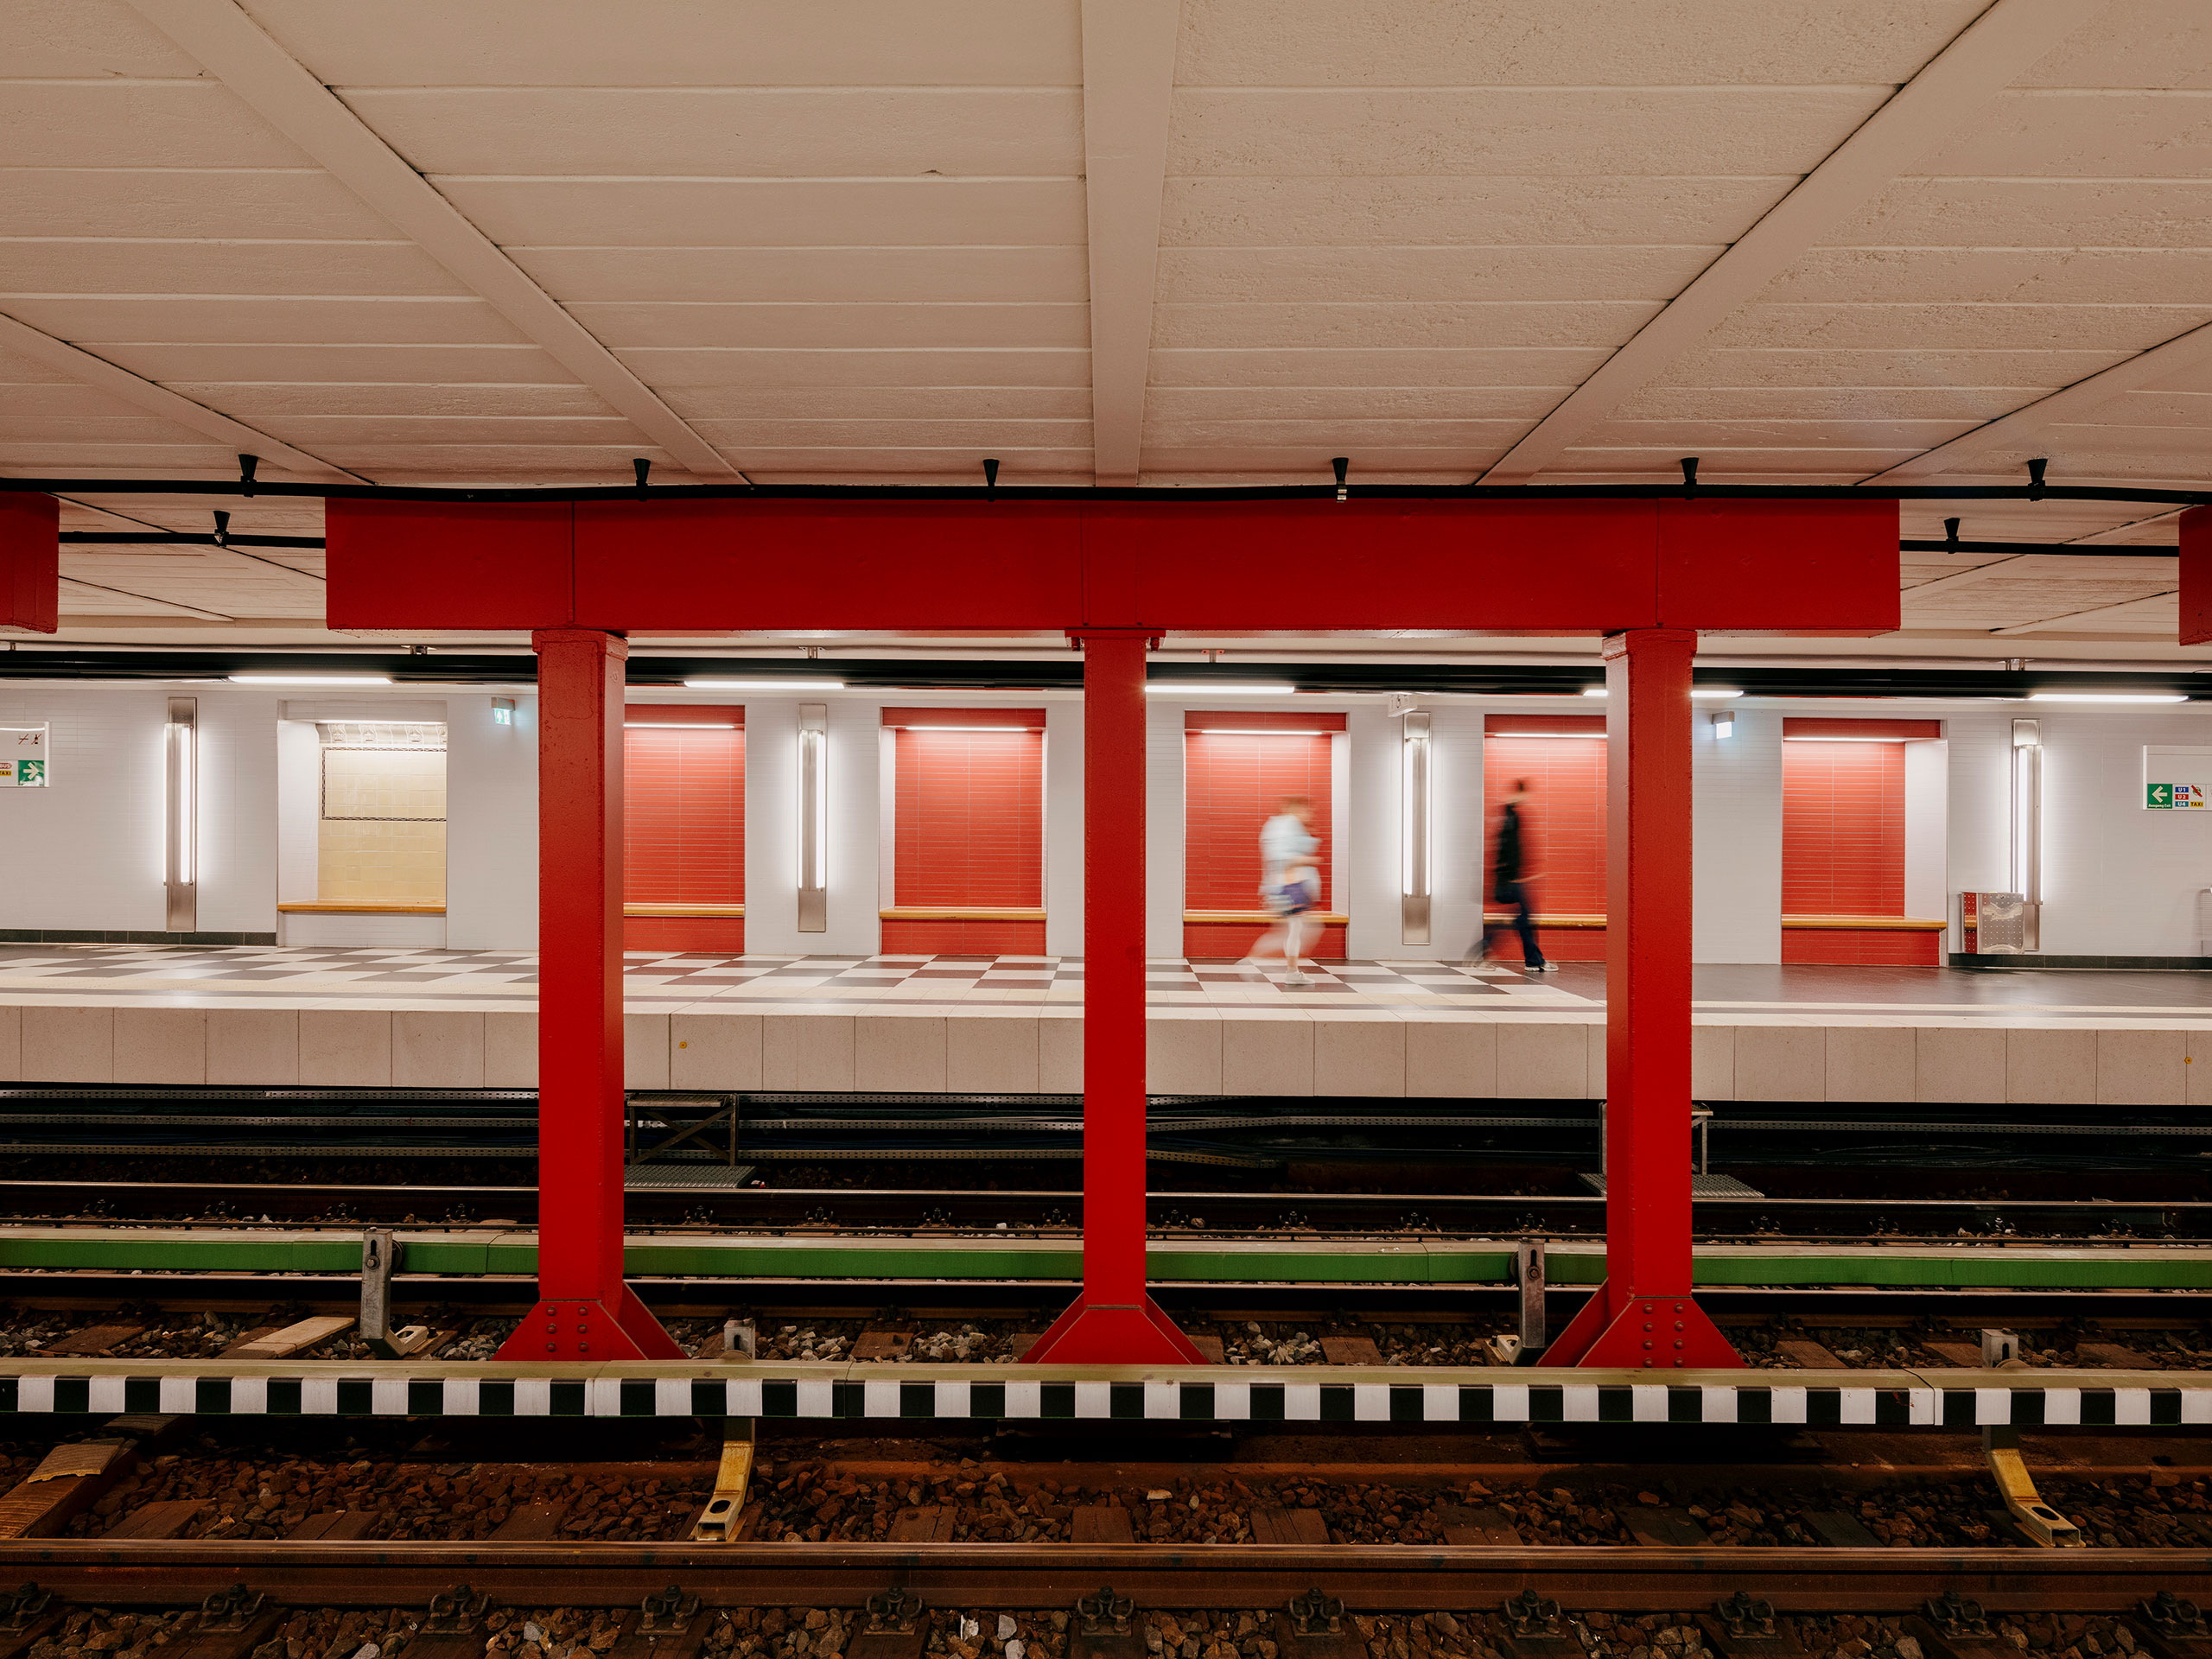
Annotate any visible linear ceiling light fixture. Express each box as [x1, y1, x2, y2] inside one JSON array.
[[1147, 682, 1297, 696], [229, 673, 392, 686], [684, 678, 846, 691], [2025, 692, 2187, 704], [1582, 687, 1742, 699]]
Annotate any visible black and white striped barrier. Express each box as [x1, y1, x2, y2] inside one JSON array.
[[2, 1370, 2207, 1427]]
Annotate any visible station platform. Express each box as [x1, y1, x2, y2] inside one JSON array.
[[1, 944, 2209, 1105]]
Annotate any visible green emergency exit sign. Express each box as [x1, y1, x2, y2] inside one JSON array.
[[2147, 782, 2205, 808]]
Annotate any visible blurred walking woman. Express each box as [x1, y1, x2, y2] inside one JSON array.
[[1243, 794, 1320, 986]]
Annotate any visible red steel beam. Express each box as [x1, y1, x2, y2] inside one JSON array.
[[496, 628, 681, 1362], [317, 493, 1901, 1369], [1023, 632, 1202, 1363], [0, 493, 58, 634]]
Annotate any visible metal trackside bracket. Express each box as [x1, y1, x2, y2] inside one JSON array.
[[691, 1419, 754, 1542], [1983, 1425, 2080, 1547]]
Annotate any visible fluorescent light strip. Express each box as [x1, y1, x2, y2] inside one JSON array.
[[1188, 728, 1331, 737], [899, 724, 1037, 733], [1581, 688, 1742, 699], [2026, 692, 2186, 703], [1488, 731, 1606, 739], [685, 678, 845, 690], [1783, 734, 1915, 742], [171, 722, 194, 886], [1146, 683, 1297, 696], [230, 673, 391, 686]]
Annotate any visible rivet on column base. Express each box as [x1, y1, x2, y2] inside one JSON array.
[[1540, 1281, 1743, 1370], [1022, 1295, 1205, 1365]]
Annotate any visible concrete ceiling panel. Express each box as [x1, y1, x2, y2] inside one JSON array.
[[1166, 87, 1889, 176], [1764, 247, 2212, 307], [0, 238, 468, 296], [507, 246, 1088, 305], [1147, 346, 1611, 386], [240, 0, 1082, 87], [1152, 301, 1660, 350], [1921, 90, 2212, 177], [340, 87, 1082, 178], [1837, 178, 2212, 246], [660, 387, 1095, 421], [181, 382, 621, 418], [2018, 0, 2212, 89], [616, 347, 1091, 389], [567, 302, 1090, 351], [77, 341, 577, 382], [3, 296, 534, 346], [0, 0, 206, 78], [0, 80, 310, 168], [435, 178, 1088, 247], [1155, 244, 1720, 302], [1175, 0, 1988, 86], [0, 168, 410, 239], [1160, 175, 1798, 245], [1707, 303, 2203, 353]]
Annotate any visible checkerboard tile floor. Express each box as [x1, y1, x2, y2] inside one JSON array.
[[0, 944, 1590, 1009]]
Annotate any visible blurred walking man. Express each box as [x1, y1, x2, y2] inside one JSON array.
[[1472, 779, 1554, 973]]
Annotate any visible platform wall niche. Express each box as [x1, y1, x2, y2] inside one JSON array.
[[276, 700, 448, 948]]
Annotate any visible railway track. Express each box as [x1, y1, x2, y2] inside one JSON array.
[[4, 1539, 2209, 1611], [3, 1179, 2205, 1244]]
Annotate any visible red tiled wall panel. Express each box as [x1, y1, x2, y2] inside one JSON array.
[[1481, 734, 1607, 963], [892, 727, 1043, 956], [1782, 928, 1936, 965], [1183, 732, 1339, 960], [1782, 736, 1935, 964], [622, 727, 744, 953], [881, 919, 1047, 956]]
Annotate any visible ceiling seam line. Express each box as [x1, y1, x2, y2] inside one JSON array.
[[119, 0, 741, 483]]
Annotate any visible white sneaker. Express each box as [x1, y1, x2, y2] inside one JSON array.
[[1286, 970, 1310, 987]]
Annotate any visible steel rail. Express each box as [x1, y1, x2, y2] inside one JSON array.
[[1, 1540, 2205, 1611]]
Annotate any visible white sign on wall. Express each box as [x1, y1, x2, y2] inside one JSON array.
[[2144, 745, 2212, 810], [0, 725, 46, 787]]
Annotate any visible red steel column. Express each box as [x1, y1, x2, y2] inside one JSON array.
[[494, 627, 683, 1362], [1544, 627, 1742, 1370], [1026, 631, 1202, 1363]]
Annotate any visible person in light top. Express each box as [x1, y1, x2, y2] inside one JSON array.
[[1243, 794, 1321, 986]]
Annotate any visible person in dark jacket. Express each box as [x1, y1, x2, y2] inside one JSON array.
[[1472, 779, 1554, 972]]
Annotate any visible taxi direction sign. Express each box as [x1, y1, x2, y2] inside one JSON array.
[[0, 725, 45, 787], [2145, 746, 2212, 809]]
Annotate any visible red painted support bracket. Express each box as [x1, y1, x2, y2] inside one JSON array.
[[1026, 631, 1202, 1365], [1543, 627, 1743, 1370], [495, 628, 682, 1363]]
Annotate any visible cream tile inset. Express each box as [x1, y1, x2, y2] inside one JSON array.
[[671, 1014, 764, 1090], [1691, 1025, 1735, 1100], [392, 1010, 484, 1089], [764, 1014, 855, 1090], [1039, 1014, 1082, 1093], [300, 1009, 392, 1087], [2006, 1027, 2096, 1106], [0, 1005, 19, 1082], [1824, 1026, 1915, 1103], [1313, 1019, 1405, 1096], [2096, 1027, 2185, 1108], [1147, 1016, 1222, 1094], [855, 1014, 948, 1091], [207, 1009, 298, 1086], [948, 1015, 1040, 1093], [1497, 1022, 1587, 1099], [112, 1007, 205, 1085], [484, 1011, 538, 1088], [1406, 1019, 1497, 1097], [22, 1005, 113, 1084], [1916, 1027, 2006, 1105], [1221, 1015, 1314, 1096], [1734, 1026, 1824, 1103], [624, 1013, 671, 1090]]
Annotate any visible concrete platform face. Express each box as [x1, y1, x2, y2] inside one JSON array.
[[3, 944, 2211, 1103]]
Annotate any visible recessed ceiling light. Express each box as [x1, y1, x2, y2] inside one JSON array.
[[1147, 682, 1298, 695], [2026, 691, 2185, 703]]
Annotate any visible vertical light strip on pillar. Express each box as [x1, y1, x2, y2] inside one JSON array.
[[2012, 715, 2042, 950], [164, 695, 197, 931], [1400, 709, 1432, 944], [797, 702, 829, 932]]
